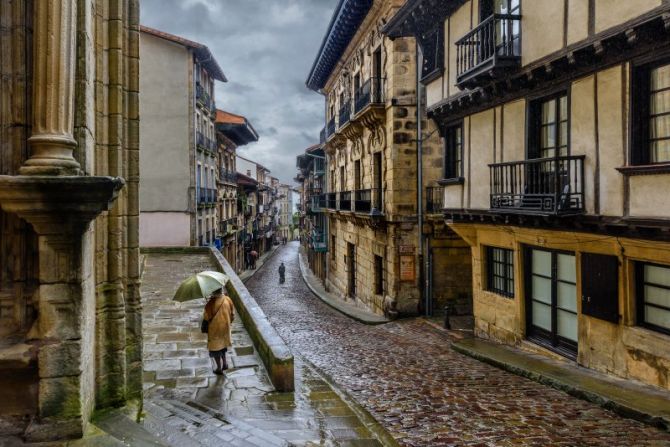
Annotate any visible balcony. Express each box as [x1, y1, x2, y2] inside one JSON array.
[[338, 191, 352, 211], [310, 194, 326, 213], [354, 77, 385, 115], [338, 100, 351, 129], [314, 157, 325, 176], [426, 186, 444, 214], [196, 82, 211, 109], [311, 230, 327, 253], [489, 155, 585, 215], [326, 117, 336, 139], [353, 189, 371, 214], [326, 192, 337, 209], [455, 13, 521, 88], [219, 218, 237, 236], [198, 188, 216, 206], [219, 169, 237, 184]]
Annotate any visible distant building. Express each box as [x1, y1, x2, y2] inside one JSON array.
[[139, 25, 226, 247]]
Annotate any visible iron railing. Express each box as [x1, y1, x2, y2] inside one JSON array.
[[326, 192, 337, 209], [456, 13, 521, 86], [220, 169, 237, 183], [338, 100, 351, 128], [354, 189, 372, 214], [338, 191, 352, 211], [310, 194, 326, 212], [314, 157, 325, 175], [354, 77, 385, 114], [489, 155, 585, 215], [326, 117, 336, 138], [426, 186, 444, 214]]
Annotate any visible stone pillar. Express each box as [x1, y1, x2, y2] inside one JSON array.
[[20, 0, 81, 176]]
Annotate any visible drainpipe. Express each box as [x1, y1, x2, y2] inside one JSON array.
[[416, 41, 428, 316]]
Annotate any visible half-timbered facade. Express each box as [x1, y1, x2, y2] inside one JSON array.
[[386, 0, 670, 389]]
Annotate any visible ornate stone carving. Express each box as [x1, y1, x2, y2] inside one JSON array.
[[21, 0, 81, 176]]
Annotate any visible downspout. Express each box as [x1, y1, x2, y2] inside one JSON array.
[[416, 41, 427, 316]]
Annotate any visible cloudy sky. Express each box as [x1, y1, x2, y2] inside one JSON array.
[[140, 0, 335, 185]]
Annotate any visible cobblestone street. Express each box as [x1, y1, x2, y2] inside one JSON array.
[[245, 242, 670, 447]]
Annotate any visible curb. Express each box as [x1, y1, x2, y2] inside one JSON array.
[[452, 339, 670, 432], [297, 248, 389, 325], [299, 355, 401, 447]]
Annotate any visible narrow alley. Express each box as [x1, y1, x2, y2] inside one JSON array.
[[245, 242, 670, 447]]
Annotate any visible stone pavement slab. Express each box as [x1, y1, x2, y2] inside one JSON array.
[[246, 242, 670, 447], [453, 337, 670, 431]]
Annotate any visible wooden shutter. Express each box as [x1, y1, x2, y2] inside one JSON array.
[[580, 253, 619, 323]]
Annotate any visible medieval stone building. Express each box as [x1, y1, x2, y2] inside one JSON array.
[[0, 0, 141, 441], [386, 0, 670, 390], [306, 0, 472, 317]]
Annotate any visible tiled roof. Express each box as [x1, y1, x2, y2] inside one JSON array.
[[140, 25, 227, 82], [306, 0, 373, 91], [215, 109, 259, 146]]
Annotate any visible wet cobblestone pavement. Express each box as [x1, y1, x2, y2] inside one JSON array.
[[245, 242, 670, 447], [140, 252, 386, 446]]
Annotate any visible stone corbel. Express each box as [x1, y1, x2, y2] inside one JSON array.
[[340, 122, 364, 158]]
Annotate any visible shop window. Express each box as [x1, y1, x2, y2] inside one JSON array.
[[443, 123, 463, 181], [486, 246, 514, 297], [632, 61, 670, 165], [636, 262, 670, 335]]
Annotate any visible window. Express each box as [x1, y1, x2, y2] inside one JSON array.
[[374, 255, 384, 295], [529, 93, 569, 159], [331, 234, 336, 262], [636, 262, 670, 335], [486, 246, 514, 297], [632, 62, 670, 165], [444, 123, 463, 180]]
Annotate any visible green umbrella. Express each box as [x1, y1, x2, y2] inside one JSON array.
[[173, 271, 229, 302]]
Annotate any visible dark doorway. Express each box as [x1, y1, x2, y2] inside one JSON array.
[[347, 242, 356, 298], [373, 152, 383, 211]]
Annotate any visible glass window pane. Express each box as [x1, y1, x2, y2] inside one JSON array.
[[651, 64, 670, 91], [559, 122, 568, 148], [532, 250, 552, 276], [651, 139, 670, 163], [644, 285, 670, 308], [532, 276, 552, 304], [650, 115, 670, 140], [557, 309, 578, 342], [542, 99, 556, 124], [541, 125, 556, 149], [651, 89, 670, 114], [559, 96, 568, 121], [557, 282, 577, 312], [645, 306, 670, 330], [645, 264, 670, 287], [557, 254, 576, 282], [532, 302, 552, 331]]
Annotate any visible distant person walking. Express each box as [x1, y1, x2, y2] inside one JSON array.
[[278, 262, 286, 284], [202, 288, 235, 375]]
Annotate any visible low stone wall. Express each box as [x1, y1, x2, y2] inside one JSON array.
[[208, 248, 294, 392]]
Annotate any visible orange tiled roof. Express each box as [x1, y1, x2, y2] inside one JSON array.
[[216, 110, 246, 125], [140, 25, 227, 82]]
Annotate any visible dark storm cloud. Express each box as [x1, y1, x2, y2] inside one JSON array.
[[140, 0, 334, 184]]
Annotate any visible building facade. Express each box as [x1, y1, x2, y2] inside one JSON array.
[[215, 110, 259, 273], [139, 26, 225, 247], [386, 0, 670, 390], [0, 0, 141, 440], [306, 0, 472, 317], [278, 183, 293, 242], [297, 144, 328, 282]]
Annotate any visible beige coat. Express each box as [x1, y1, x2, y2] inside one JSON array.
[[203, 295, 235, 351]]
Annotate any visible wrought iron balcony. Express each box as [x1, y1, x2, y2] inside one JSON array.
[[426, 186, 444, 214], [354, 77, 385, 115], [326, 117, 336, 139], [456, 13, 521, 88], [338, 100, 351, 129], [489, 155, 585, 215], [325, 192, 337, 209], [338, 191, 352, 211], [219, 169, 237, 183], [314, 157, 325, 176], [199, 187, 215, 205], [353, 189, 371, 214], [310, 194, 326, 213], [196, 131, 205, 149]]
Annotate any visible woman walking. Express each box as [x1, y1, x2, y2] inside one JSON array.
[[203, 288, 235, 375]]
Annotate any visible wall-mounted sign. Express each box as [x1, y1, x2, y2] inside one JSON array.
[[400, 255, 415, 282], [398, 245, 415, 254]]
